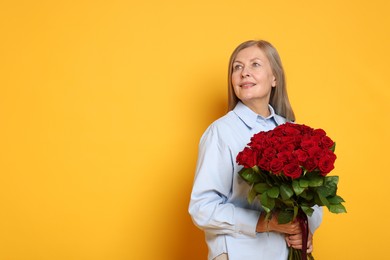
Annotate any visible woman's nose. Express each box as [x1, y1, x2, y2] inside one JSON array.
[[241, 67, 250, 78]]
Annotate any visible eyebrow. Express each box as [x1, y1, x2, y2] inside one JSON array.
[[233, 57, 263, 63]]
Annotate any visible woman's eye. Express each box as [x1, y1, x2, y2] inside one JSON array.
[[252, 62, 261, 67], [233, 64, 242, 71]]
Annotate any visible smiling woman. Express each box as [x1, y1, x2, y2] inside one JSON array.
[[227, 40, 295, 122], [231, 45, 277, 116], [189, 40, 322, 260]]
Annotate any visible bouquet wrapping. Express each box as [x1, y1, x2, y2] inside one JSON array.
[[236, 123, 346, 260]]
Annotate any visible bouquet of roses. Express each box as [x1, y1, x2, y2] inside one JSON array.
[[236, 122, 346, 260]]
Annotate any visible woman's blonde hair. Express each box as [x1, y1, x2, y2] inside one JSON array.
[[227, 40, 295, 121]]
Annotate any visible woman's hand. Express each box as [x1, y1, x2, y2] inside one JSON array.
[[285, 231, 313, 253], [256, 213, 314, 253], [256, 213, 300, 235]]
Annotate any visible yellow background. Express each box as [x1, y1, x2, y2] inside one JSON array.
[[0, 0, 389, 259]]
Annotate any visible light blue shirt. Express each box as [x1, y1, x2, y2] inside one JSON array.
[[189, 102, 323, 260]]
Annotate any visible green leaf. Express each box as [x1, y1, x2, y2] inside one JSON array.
[[330, 142, 336, 152], [239, 168, 262, 183], [315, 188, 330, 207], [323, 176, 339, 197], [247, 186, 257, 204], [282, 199, 295, 207], [325, 175, 339, 185], [267, 186, 280, 199], [299, 190, 314, 201], [316, 186, 332, 198], [329, 203, 347, 214], [292, 180, 305, 196], [260, 192, 275, 212], [301, 205, 314, 216], [308, 175, 324, 187], [278, 209, 294, 224], [254, 183, 270, 193], [299, 179, 309, 188], [314, 194, 322, 206], [260, 192, 269, 207], [280, 183, 294, 200], [327, 195, 345, 204]]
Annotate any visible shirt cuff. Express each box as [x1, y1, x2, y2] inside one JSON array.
[[234, 207, 261, 237]]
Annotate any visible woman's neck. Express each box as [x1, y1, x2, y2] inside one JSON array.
[[243, 101, 270, 117]]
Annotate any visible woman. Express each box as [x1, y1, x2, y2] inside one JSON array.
[[189, 40, 323, 260]]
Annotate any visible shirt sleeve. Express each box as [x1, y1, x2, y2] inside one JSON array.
[[308, 205, 323, 234], [188, 125, 260, 238]]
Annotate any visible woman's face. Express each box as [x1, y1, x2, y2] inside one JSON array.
[[231, 45, 276, 108]]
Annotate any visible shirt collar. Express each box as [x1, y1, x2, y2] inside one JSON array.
[[233, 101, 277, 129]]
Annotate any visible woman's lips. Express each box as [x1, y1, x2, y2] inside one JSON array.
[[240, 82, 256, 88]]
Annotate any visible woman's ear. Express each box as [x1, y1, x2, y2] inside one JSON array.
[[272, 76, 276, 87]]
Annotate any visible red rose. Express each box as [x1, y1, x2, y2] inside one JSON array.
[[277, 143, 295, 153], [270, 125, 284, 137], [318, 150, 337, 175], [318, 156, 335, 175], [301, 139, 317, 151], [312, 128, 326, 137], [303, 157, 318, 172], [277, 151, 293, 164], [270, 158, 284, 174], [283, 124, 301, 136], [249, 142, 262, 150], [325, 149, 337, 159], [293, 149, 308, 162], [283, 163, 302, 179], [263, 147, 277, 160], [257, 157, 271, 172], [251, 131, 266, 142], [249, 132, 269, 150], [281, 135, 296, 145], [307, 146, 324, 160], [268, 136, 281, 147], [309, 134, 321, 143], [320, 135, 334, 149], [300, 124, 314, 133], [236, 147, 257, 168]]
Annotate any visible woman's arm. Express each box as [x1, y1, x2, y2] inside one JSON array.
[[189, 125, 260, 238]]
